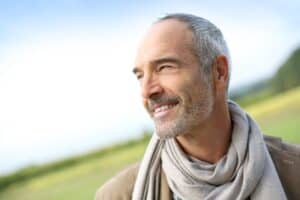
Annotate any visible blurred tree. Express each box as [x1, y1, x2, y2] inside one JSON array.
[[231, 46, 300, 107], [272, 47, 300, 92]]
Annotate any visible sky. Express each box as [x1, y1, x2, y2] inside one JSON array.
[[0, 0, 299, 175]]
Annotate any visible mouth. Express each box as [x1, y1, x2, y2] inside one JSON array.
[[152, 101, 179, 119]]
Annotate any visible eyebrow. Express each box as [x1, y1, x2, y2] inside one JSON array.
[[132, 57, 181, 74], [152, 57, 181, 66]]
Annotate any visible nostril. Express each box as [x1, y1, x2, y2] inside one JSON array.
[[141, 88, 162, 99], [149, 92, 163, 101], [141, 81, 163, 99]]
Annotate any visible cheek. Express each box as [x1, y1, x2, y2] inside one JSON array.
[[142, 98, 148, 109], [177, 76, 200, 94], [182, 81, 208, 103], [142, 99, 153, 115]]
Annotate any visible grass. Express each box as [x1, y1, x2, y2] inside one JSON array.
[[0, 86, 300, 199], [245, 86, 300, 143], [0, 138, 149, 200]]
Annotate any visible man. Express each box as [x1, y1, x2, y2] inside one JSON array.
[[96, 13, 300, 200]]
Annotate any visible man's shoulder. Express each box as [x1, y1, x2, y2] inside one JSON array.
[[95, 163, 139, 200], [264, 135, 300, 200], [264, 135, 300, 162]]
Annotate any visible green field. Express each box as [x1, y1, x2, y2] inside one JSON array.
[[246, 86, 300, 143], [0, 139, 149, 200], [1, 87, 300, 199]]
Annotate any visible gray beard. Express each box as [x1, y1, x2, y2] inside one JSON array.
[[154, 99, 214, 139]]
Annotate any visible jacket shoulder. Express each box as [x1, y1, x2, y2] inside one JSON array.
[[95, 163, 140, 200], [264, 135, 300, 200], [264, 135, 300, 156]]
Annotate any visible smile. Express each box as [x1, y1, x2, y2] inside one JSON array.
[[153, 102, 178, 118]]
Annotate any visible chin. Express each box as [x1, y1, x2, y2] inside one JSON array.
[[154, 122, 183, 139]]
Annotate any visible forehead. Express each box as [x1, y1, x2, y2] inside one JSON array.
[[134, 19, 195, 67]]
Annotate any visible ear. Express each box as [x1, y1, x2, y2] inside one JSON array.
[[213, 55, 229, 91]]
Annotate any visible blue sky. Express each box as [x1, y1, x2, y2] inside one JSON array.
[[0, 0, 299, 175]]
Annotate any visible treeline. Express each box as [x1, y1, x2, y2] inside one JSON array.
[[231, 46, 300, 106], [0, 133, 151, 191], [272, 47, 300, 93]]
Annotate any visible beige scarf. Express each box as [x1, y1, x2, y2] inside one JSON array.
[[132, 101, 287, 200]]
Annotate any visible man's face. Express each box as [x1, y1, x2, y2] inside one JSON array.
[[133, 20, 215, 138]]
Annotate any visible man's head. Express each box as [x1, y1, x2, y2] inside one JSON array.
[[158, 14, 231, 88], [133, 13, 230, 138]]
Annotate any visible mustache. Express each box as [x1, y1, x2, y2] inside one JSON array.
[[148, 93, 180, 110]]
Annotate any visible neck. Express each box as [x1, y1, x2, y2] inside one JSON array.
[[175, 100, 232, 164]]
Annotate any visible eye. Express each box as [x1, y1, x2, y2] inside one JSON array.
[[135, 73, 143, 80], [158, 65, 173, 72]]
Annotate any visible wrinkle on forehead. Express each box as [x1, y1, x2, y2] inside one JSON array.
[[135, 19, 196, 68]]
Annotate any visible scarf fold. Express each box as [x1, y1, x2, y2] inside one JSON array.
[[132, 101, 287, 200]]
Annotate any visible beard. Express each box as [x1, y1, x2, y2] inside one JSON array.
[[151, 85, 214, 139]]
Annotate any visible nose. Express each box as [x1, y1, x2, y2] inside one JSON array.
[[141, 74, 163, 99]]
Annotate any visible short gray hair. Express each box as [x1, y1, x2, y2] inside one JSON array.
[[157, 13, 231, 89]]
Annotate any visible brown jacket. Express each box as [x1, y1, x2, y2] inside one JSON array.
[[95, 136, 300, 200]]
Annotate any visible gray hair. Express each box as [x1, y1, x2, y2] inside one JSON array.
[[157, 13, 231, 89]]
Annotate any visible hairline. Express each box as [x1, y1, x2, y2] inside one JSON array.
[[155, 14, 231, 91]]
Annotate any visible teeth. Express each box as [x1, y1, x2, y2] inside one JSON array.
[[154, 104, 176, 113]]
